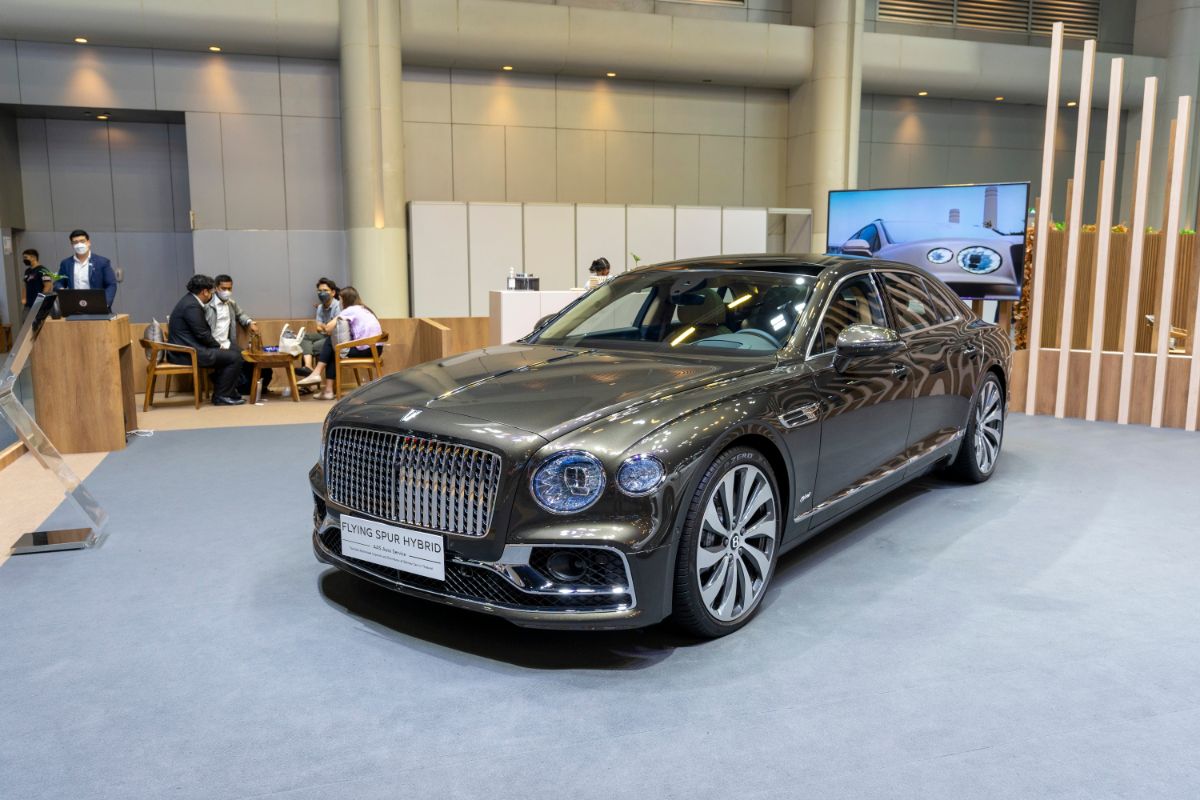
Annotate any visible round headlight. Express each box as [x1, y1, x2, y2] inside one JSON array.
[[926, 247, 954, 264], [531, 450, 606, 514], [957, 246, 1002, 274], [616, 454, 665, 497]]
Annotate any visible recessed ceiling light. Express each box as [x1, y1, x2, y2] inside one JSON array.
[[96, 114, 109, 120], [501, 65, 513, 71], [995, 96, 1005, 101], [917, 90, 928, 97], [1067, 100, 1077, 107], [208, 45, 221, 52], [74, 37, 88, 44], [606, 72, 616, 78]]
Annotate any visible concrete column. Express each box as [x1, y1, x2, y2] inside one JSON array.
[[786, 0, 863, 251], [339, 0, 409, 317]]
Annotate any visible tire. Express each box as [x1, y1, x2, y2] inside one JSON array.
[[672, 447, 781, 638], [946, 371, 1005, 483]]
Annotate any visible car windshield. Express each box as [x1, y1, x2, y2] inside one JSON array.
[[532, 270, 816, 355], [881, 221, 1007, 243]]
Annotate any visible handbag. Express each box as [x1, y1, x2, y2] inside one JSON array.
[[145, 319, 164, 362], [278, 324, 305, 357]]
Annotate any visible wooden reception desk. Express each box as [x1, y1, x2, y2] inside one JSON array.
[[31, 315, 138, 454]]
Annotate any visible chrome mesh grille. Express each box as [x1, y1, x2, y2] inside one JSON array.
[[325, 426, 502, 537]]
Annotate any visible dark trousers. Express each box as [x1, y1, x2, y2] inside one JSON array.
[[205, 348, 243, 400], [319, 338, 376, 379]]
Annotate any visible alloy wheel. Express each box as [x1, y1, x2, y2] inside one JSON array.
[[695, 463, 778, 623], [974, 380, 1003, 474]]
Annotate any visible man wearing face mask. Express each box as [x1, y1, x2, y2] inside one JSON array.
[[57, 230, 118, 309], [207, 274, 269, 397], [167, 274, 244, 405], [21, 249, 54, 314]]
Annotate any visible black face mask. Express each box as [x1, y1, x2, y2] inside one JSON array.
[[23, 259, 33, 267], [318, 291, 331, 302]]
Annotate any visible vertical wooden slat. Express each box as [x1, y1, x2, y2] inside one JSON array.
[[1188, 238, 1200, 429], [1026, 21, 1065, 415], [1086, 57, 1124, 421], [1118, 77, 1158, 424], [1055, 39, 1096, 419], [1151, 96, 1192, 427]]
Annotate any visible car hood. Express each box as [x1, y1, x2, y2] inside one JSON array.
[[346, 343, 769, 440]]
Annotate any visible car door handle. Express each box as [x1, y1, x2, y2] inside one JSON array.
[[891, 363, 909, 379], [962, 344, 979, 360]]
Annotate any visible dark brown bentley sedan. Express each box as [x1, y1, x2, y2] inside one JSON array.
[[311, 255, 1010, 636]]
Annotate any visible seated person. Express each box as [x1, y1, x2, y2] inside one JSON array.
[[297, 286, 382, 400], [208, 274, 270, 396], [300, 277, 342, 375], [586, 257, 611, 289], [167, 275, 245, 406]]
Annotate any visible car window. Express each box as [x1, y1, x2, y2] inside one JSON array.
[[571, 286, 655, 335], [812, 274, 888, 354], [920, 276, 961, 323], [880, 272, 942, 334], [534, 270, 817, 355], [852, 223, 881, 251]]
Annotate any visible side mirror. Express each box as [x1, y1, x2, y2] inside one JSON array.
[[833, 324, 903, 371], [841, 238, 873, 257]]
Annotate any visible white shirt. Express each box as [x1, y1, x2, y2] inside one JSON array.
[[212, 298, 233, 349], [73, 256, 91, 290]]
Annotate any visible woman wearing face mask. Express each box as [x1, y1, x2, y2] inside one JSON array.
[[296, 286, 381, 401], [20, 249, 54, 314], [298, 278, 341, 376]]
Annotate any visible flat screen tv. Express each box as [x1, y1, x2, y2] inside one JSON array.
[[827, 182, 1031, 300]]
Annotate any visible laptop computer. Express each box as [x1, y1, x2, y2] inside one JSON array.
[[57, 289, 114, 320]]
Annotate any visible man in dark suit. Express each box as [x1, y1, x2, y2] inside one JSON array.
[[167, 274, 245, 406], [57, 229, 119, 309]]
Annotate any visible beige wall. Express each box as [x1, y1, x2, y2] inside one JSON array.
[[505, 0, 791, 24], [859, 94, 1122, 225], [401, 68, 789, 208]]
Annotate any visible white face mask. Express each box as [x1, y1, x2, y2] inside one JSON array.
[[216, 289, 232, 302], [73, 242, 89, 255]]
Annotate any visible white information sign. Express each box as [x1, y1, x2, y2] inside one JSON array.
[[339, 515, 445, 581]]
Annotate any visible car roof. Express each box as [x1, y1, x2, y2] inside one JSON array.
[[643, 253, 863, 276]]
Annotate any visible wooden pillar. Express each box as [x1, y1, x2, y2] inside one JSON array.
[[1085, 58, 1124, 421], [1054, 39, 1097, 418], [1117, 77, 1159, 424], [1025, 21, 1065, 415], [1150, 96, 1192, 427]]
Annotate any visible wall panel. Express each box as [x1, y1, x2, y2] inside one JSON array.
[[15, 41, 156, 110], [220, 114, 287, 230], [46, 119, 115, 233], [468, 202, 524, 316], [575, 204, 626, 286], [721, 208, 768, 254], [675, 206, 722, 259], [282, 115, 343, 230], [522, 204, 576, 290], [410, 201, 469, 317], [626, 206, 675, 269], [286, 230, 346, 318], [109, 122, 175, 232]]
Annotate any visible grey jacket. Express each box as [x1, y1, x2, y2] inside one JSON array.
[[206, 296, 254, 348]]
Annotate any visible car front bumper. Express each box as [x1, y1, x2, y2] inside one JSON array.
[[311, 505, 675, 630]]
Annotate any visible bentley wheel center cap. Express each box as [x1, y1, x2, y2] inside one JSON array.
[[731, 534, 740, 550]]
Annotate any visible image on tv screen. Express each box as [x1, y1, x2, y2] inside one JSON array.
[[827, 182, 1030, 300]]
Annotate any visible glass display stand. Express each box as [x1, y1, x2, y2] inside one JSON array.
[[1, 295, 108, 554]]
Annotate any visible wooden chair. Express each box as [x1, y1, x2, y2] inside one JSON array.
[[334, 332, 388, 398], [140, 339, 202, 411]]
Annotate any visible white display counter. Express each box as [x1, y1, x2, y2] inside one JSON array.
[[488, 289, 586, 345]]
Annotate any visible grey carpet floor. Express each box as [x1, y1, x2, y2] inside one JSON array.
[[1, 416, 1198, 799]]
